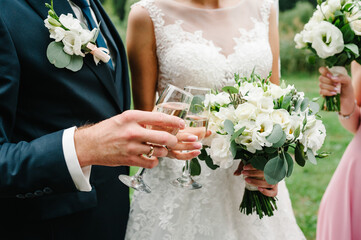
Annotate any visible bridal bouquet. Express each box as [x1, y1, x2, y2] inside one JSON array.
[[44, 0, 110, 72], [294, 0, 361, 111], [196, 72, 327, 219]]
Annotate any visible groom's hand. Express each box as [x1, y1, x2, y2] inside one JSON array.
[[74, 110, 185, 168]]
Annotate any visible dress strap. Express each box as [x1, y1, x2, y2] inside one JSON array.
[[131, 0, 165, 29], [260, 0, 276, 26]]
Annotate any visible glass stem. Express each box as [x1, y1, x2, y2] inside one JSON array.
[[135, 167, 146, 177], [182, 160, 191, 178]]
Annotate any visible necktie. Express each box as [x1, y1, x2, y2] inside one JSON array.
[[72, 0, 113, 69]]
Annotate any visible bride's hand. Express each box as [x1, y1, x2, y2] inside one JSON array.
[[234, 163, 278, 197], [166, 130, 211, 160]]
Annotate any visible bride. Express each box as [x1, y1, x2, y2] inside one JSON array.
[[125, 0, 305, 239]]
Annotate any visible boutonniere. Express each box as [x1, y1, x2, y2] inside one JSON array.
[[44, 0, 110, 72]]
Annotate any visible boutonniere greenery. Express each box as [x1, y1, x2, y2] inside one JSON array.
[[44, 0, 110, 72]]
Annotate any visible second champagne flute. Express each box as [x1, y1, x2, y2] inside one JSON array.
[[171, 86, 211, 190], [118, 84, 193, 193]]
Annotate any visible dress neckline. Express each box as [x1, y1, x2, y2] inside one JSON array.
[[170, 0, 244, 12]]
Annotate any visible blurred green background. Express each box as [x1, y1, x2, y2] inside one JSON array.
[[101, 0, 354, 239]]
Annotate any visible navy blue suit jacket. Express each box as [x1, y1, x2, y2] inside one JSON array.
[[0, 0, 131, 239]]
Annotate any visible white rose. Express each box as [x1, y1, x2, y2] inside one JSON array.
[[300, 119, 326, 154], [269, 84, 287, 99], [215, 92, 231, 106], [234, 102, 257, 121], [59, 13, 84, 32], [311, 21, 344, 59], [294, 32, 307, 49], [239, 82, 255, 96], [257, 96, 274, 114], [244, 87, 265, 104], [347, 6, 361, 35], [215, 105, 235, 122], [270, 109, 290, 129], [208, 135, 234, 169]]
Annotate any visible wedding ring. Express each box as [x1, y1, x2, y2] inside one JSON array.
[[146, 145, 154, 158]]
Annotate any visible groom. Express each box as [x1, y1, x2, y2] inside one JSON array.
[[0, 0, 186, 239]]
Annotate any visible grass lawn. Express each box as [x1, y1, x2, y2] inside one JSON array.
[[102, 2, 353, 239]]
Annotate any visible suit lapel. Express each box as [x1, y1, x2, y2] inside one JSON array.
[[26, 0, 122, 111]]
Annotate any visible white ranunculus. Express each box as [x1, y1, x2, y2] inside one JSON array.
[[300, 119, 326, 154], [234, 102, 257, 121], [208, 135, 234, 169], [311, 21, 344, 59], [270, 109, 290, 128], [347, 5, 361, 36], [59, 13, 84, 32]]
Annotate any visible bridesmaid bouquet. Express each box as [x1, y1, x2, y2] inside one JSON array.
[[196, 72, 327, 219], [294, 0, 361, 111]]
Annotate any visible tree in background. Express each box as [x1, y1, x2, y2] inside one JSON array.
[[100, 0, 127, 21], [279, 0, 317, 11]]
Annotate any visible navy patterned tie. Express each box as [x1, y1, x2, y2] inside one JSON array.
[[72, 0, 113, 69]]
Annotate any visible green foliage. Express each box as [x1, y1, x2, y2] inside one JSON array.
[[264, 155, 287, 185]]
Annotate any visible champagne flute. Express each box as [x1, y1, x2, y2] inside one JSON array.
[[171, 86, 211, 190], [118, 84, 193, 193]]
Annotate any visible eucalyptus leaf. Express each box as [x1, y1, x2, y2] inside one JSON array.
[[272, 131, 286, 148], [281, 95, 292, 110], [231, 126, 245, 142], [222, 86, 238, 94], [264, 147, 277, 153], [266, 124, 283, 144], [284, 152, 294, 177], [345, 43, 359, 58], [309, 101, 320, 115], [190, 158, 201, 176], [300, 97, 309, 112], [264, 155, 287, 185], [295, 143, 306, 167], [189, 95, 204, 113], [66, 55, 83, 72], [250, 155, 268, 171], [224, 119, 234, 135], [46, 41, 71, 68], [294, 98, 303, 112], [307, 149, 317, 165]]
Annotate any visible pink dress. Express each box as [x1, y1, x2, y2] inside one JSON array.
[[317, 123, 361, 240]]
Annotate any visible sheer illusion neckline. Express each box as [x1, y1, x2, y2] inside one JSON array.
[[170, 0, 245, 11]]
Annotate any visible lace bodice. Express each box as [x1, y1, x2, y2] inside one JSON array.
[[125, 0, 305, 239], [136, 0, 274, 93]]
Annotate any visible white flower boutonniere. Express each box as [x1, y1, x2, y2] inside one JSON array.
[[44, 0, 110, 72]]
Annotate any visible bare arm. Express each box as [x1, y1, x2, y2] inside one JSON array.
[[351, 61, 361, 106], [127, 6, 158, 111], [268, 6, 280, 85], [319, 67, 360, 134]]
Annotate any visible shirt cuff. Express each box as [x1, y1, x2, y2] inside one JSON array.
[[62, 127, 92, 192]]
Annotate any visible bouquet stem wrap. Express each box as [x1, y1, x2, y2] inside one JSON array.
[[322, 66, 347, 112]]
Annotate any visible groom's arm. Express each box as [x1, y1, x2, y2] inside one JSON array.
[[0, 15, 79, 197]]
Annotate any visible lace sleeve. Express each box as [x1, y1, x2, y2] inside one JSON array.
[[131, 0, 165, 28], [261, 0, 276, 26]]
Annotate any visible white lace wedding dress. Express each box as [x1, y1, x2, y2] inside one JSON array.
[[125, 0, 306, 239]]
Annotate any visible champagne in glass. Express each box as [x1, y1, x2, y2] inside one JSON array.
[[171, 86, 211, 190], [118, 84, 193, 193]]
